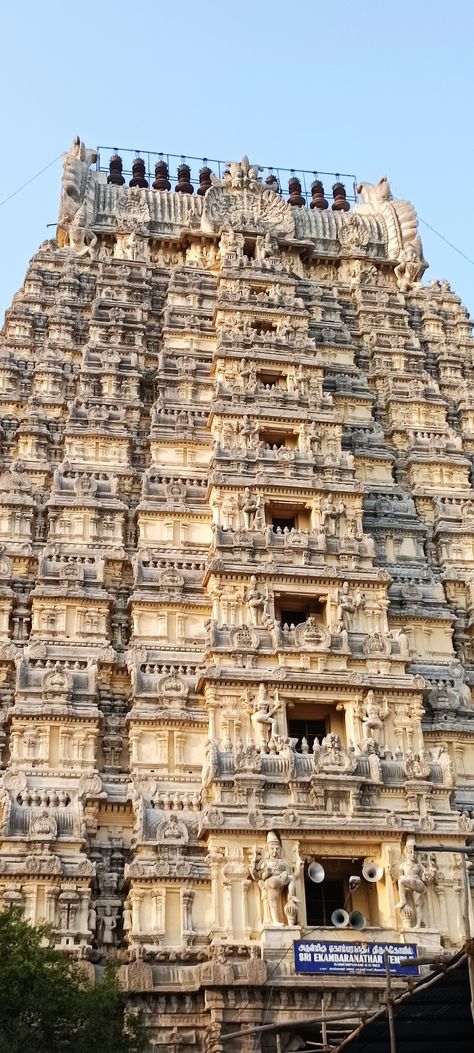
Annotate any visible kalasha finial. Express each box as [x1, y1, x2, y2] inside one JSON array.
[[197, 166, 212, 196], [129, 158, 149, 189], [152, 160, 171, 191], [310, 179, 328, 210], [332, 182, 350, 212], [107, 154, 125, 187], [175, 163, 194, 194], [288, 175, 305, 207]]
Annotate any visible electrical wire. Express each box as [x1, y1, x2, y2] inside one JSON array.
[[390, 181, 474, 269], [418, 215, 474, 268], [0, 154, 63, 210]]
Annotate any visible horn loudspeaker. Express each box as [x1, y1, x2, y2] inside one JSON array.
[[331, 908, 350, 928], [307, 862, 325, 884], [362, 862, 384, 883]]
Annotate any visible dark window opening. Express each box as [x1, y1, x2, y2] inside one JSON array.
[[276, 595, 326, 628], [258, 372, 282, 388], [259, 432, 287, 449], [305, 877, 345, 926], [267, 503, 310, 530], [272, 516, 296, 531], [254, 320, 276, 335], [288, 718, 327, 752], [280, 608, 308, 627]]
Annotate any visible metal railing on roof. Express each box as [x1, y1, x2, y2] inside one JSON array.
[[96, 146, 358, 206]]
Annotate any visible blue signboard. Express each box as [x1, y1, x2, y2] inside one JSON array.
[[294, 940, 419, 976]]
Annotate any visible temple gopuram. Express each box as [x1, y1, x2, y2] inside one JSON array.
[[0, 138, 473, 1051]]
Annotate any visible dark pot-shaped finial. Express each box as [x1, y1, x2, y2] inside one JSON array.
[[332, 182, 350, 212], [288, 175, 305, 207], [310, 179, 328, 210], [175, 163, 193, 194], [152, 160, 171, 191], [108, 154, 125, 186], [197, 166, 212, 196], [129, 158, 149, 188]]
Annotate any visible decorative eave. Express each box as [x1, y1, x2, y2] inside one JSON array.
[[56, 141, 428, 292]]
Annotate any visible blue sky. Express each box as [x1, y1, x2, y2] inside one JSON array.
[[1, 0, 473, 320]]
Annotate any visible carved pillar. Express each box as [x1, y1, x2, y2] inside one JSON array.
[[68, 893, 79, 932], [156, 731, 168, 765], [78, 889, 90, 934], [234, 716, 242, 746], [152, 888, 166, 936], [45, 885, 60, 925], [221, 717, 232, 753], [454, 745, 464, 775], [176, 613, 185, 642], [381, 845, 400, 929], [435, 883, 449, 936], [130, 888, 144, 933], [60, 729, 71, 763], [22, 883, 37, 924], [208, 851, 224, 933], [10, 729, 21, 762], [208, 704, 218, 740], [85, 732, 96, 764], [222, 879, 233, 933], [129, 732, 140, 764], [174, 731, 185, 766], [242, 878, 252, 938], [409, 700, 424, 753], [181, 888, 194, 939]]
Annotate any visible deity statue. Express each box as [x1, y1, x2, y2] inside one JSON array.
[[241, 486, 258, 528], [240, 416, 259, 450], [122, 900, 133, 935], [241, 359, 257, 392], [361, 690, 389, 744], [249, 831, 301, 926], [253, 491, 266, 531], [250, 683, 281, 751], [246, 576, 265, 626], [88, 901, 97, 935], [336, 581, 363, 631], [219, 228, 244, 261], [320, 493, 344, 537], [100, 905, 117, 946], [392, 838, 436, 929], [62, 203, 97, 258], [255, 231, 279, 261], [394, 244, 424, 293]]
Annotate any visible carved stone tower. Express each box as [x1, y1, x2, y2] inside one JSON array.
[[0, 139, 473, 1050]]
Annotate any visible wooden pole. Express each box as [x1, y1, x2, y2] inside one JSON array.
[[384, 950, 397, 1053], [321, 994, 328, 1052]]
